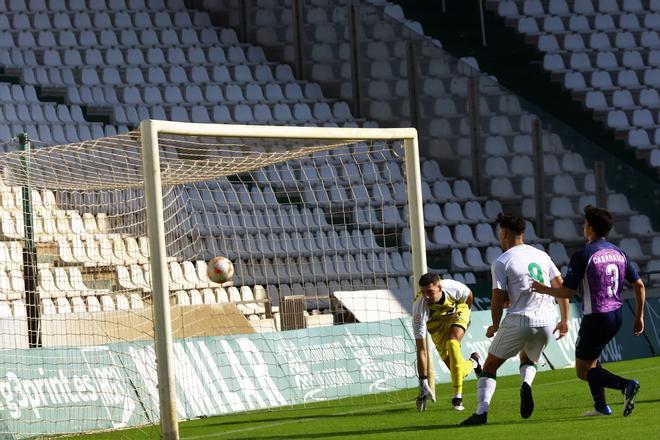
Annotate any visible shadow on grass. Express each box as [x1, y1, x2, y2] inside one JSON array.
[[516, 402, 660, 426], [199, 411, 658, 440], [184, 406, 412, 431], [546, 395, 660, 413], [218, 420, 500, 440], [182, 394, 659, 438]]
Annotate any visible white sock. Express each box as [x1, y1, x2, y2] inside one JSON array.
[[520, 363, 537, 386], [453, 393, 462, 399], [476, 376, 496, 415]]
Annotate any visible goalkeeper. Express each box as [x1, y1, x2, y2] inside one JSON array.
[[413, 272, 482, 411]]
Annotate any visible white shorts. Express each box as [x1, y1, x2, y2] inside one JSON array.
[[488, 321, 554, 362]]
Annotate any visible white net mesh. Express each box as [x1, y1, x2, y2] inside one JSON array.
[[0, 126, 421, 437]]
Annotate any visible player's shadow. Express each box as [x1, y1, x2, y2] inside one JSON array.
[[194, 407, 410, 430], [543, 396, 660, 414], [225, 421, 479, 440]]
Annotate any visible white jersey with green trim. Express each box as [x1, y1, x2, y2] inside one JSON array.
[[491, 243, 561, 327]]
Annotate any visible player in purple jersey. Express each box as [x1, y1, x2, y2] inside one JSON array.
[[532, 206, 645, 417]]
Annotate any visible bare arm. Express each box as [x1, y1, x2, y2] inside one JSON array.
[[531, 280, 576, 299], [415, 338, 428, 378], [415, 336, 435, 409], [466, 290, 473, 309], [631, 278, 645, 336], [551, 275, 569, 340], [487, 289, 507, 337]]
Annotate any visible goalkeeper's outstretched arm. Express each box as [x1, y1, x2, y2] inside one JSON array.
[[416, 338, 428, 379], [415, 338, 436, 411]]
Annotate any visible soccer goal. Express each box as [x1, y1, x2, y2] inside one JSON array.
[[0, 121, 427, 439]]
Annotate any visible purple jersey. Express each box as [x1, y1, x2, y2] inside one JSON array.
[[563, 239, 640, 315]]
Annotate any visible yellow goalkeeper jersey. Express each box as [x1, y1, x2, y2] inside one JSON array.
[[412, 279, 470, 339]]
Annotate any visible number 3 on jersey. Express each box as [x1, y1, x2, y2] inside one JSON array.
[[528, 262, 544, 284], [605, 264, 619, 296]]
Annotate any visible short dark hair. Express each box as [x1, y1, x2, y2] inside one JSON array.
[[496, 212, 526, 235], [584, 205, 613, 237], [418, 272, 441, 287]]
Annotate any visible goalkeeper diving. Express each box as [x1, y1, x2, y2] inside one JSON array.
[[413, 272, 482, 411]]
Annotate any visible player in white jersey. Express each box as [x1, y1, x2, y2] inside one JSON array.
[[461, 213, 569, 426], [413, 272, 482, 411]]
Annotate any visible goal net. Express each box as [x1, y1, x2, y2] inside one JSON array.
[[0, 121, 426, 438]]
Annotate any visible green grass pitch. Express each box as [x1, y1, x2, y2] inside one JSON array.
[[61, 357, 659, 439]]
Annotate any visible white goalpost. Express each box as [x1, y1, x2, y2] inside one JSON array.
[[0, 121, 429, 439], [140, 120, 426, 438]]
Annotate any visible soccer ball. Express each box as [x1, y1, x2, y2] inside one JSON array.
[[207, 256, 234, 284]]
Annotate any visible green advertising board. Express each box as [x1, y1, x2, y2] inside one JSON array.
[[0, 303, 657, 438], [0, 345, 150, 438], [0, 319, 422, 438]]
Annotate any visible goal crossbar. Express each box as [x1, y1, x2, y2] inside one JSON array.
[[141, 120, 418, 141]]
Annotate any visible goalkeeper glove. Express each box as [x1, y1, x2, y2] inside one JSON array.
[[416, 378, 435, 411]]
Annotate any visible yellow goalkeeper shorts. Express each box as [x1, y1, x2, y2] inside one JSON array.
[[429, 304, 471, 359]]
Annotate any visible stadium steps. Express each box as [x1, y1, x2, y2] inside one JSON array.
[[184, 0, 660, 281], [394, 0, 660, 229]]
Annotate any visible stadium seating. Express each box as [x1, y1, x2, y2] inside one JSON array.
[[489, 0, 660, 170], [220, 1, 657, 252], [0, 0, 656, 330]]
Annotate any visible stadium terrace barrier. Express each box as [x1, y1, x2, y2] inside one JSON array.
[[0, 305, 655, 437]]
